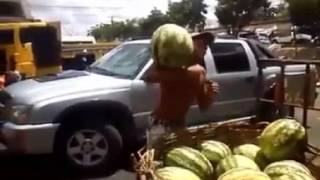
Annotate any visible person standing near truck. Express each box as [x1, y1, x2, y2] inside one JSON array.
[[145, 31, 219, 147], [0, 73, 5, 90], [0, 71, 22, 90]]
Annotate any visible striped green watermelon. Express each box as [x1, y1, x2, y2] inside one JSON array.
[[200, 140, 232, 164], [259, 119, 306, 161], [271, 171, 316, 180], [164, 146, 214, 179], [233, 144, 269, 169], [151, 24, 194, 68], [216, 155, 260, 177], [233, 144, 261, 160], [264, 160, 311, 177], [218, 168, 271, 180], [155, 166, 201, 180]]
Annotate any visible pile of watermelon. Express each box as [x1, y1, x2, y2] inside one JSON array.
[[154, 119, 316, 180]]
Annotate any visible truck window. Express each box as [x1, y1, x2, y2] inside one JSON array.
[[20, 26, 61, 67], [210, 43, 250, 73], [247, 40, 275, 59], [0, 30, 14, 44], [91, 43, 151, 79]]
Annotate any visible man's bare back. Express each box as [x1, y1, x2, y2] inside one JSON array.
[[146, 64, 216, 129]]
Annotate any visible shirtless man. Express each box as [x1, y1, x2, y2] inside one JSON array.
[[145, 32, 219, 147]]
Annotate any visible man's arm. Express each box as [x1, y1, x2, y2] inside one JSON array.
[[196, 72, 219, 111]]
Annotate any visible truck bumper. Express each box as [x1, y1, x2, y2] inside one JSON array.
[[0, 122, 60, 154]]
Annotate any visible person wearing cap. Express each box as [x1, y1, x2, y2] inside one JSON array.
[[145, 31, 219, 147], [191, 31, 215, 67]]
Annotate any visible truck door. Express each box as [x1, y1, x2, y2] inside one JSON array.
[[204, 41, 258, 121]]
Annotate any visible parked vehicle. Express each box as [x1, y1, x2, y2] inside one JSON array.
[[271, 33, 312, 44], [0, 0, 62, 79], [0, 21, 62, 79], [0, 38, 316, 172]]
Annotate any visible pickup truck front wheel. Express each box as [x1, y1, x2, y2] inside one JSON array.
[[54, 120, 123, 173]]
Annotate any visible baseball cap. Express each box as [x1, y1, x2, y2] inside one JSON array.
[[191, 31, 215, 43]]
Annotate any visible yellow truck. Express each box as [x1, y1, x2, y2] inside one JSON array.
[[0, 20, 62, 78]]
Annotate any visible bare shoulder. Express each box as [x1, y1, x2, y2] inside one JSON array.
[[187, 64, 206, 76], [186, 64, 206, 82]]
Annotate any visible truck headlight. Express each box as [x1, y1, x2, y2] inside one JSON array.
[[10, 105, 32, 124]]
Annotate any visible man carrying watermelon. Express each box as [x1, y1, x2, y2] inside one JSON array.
[[145, 24, 219, 148]]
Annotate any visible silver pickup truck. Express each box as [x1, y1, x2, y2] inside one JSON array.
[[0, 38, 315, 172]]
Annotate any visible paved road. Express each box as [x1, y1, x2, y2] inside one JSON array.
[[0, 154, 136, 179], [0, 98, 320, 179]]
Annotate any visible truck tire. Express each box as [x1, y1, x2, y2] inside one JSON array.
[[54, 118, 123, 174]]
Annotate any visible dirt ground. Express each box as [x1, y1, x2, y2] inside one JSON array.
[[270, 44, 320, 60]]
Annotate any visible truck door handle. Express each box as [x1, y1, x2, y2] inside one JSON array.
[[245, 76, 255, 82]]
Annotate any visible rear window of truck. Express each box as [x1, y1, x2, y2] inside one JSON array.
[[210, 43, 250, 73]]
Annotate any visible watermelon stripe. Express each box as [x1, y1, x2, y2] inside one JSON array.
[[218, 168, 271, 180], [264, 160, 312, 176], [217, 155, 260, 176], [156, 167, 201, 180], [165, 147, 213, 179], [200, 141, 231, 163], [273, 171, 316, 180], [184, 147, 213, 173], [178, 148, 212, 176], [166, 151, 205, 176], [210, 141, 230, 157]]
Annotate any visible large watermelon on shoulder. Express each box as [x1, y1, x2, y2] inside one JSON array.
[[151, 24, 194, 68], [264, 160, 311, 177], [155, 166, 201, 180], [200, 140, 232, 164], [259, 118, 306, 161], [164, 146, 214, 179], [218, 168, 271, 180], [216, 155, 260, 177]]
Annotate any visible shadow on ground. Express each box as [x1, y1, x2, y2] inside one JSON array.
[[0, 153, 135, 180]]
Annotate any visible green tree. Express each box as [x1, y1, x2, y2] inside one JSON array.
[[88, 20, 140, 41], [139, 7, 171, 36], [88, 8, 171, 41], [167, 0, 208, 31], [215, 0, 270, 34], [286, 0, 320, 37], [287, 0, 319, 26]]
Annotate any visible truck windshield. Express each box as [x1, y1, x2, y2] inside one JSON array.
[[90, 43, 151, 79]]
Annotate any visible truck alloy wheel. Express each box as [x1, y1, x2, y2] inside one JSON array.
[[55, 121, 123, 173], [67, 129, 108, 167]]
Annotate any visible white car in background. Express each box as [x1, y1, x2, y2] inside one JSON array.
[[271, 33, 312, 44]]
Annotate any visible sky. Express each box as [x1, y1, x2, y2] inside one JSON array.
[[23, 0, 282, 36]]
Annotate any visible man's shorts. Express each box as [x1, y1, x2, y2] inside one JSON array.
[[146, 116, 173, 149], [146, 116, 189, 149]]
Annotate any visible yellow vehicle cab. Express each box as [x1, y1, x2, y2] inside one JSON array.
[[0, 20, 62, 78]]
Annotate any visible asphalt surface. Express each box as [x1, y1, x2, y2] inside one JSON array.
[[0, 95, 320, 179]]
